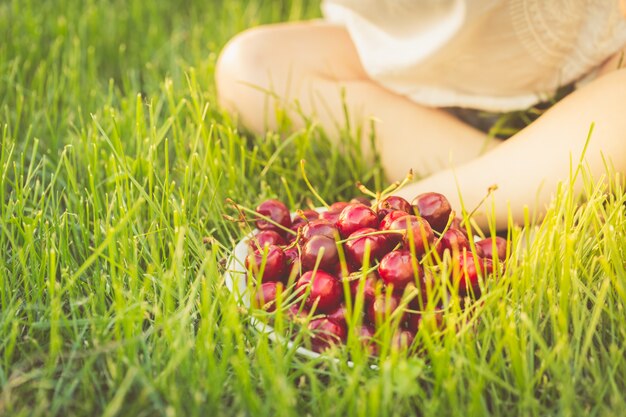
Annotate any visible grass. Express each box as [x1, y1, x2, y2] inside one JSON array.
[[1, 0, 625, 416]]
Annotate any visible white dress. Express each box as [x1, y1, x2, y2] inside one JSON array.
[[322, 0, 626, 112]]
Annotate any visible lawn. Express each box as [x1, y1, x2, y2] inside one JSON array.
[[1, 1, 625, 416]]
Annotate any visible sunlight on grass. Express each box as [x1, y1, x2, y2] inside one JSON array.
[[1, 1, 625, 416]]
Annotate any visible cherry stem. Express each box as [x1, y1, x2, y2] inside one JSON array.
[[283, 229, 303, 250], [460, 184, 498, 229], [341, 264, 380, 283], [378, 170, 414, 201], [300, 160, 330, 209], [419, 211, 456, 263], [226, 198, 298, 236], [293, 209, 312, 223], [355, 181, 378, 200], [336, 229, 404, 244]]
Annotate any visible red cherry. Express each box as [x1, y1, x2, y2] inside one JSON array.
[[404, 310, 422, 333], [319, 210, 341, 224], [379, 210, 410, 230], [332, 260, 355, 282], [251, 282, 284, 312], [482, 257, 495, 275], [295, 209, 320, 222], [326, 303, 349, 326], [453, 250, 486, 296], [349, 272, 380, 306], [329, 201, 350, 213], [301, 219, 339, 241], [378, 250, 423, 292], [301, 235, 339, 272], [344, 228, 390, 268], [388, 215, 435, 258], [475, 236, 508, 262], [290, 209, 320, 233], [255, 199, 292, 231], [411, 192, 452, 233], [286, 303, 309, 321], [435, 228, 471, 258], [357, 324, 378, 355], [404, 307, 444, 332], [245, 244, 286, 283], [336, 203, 379, 238], [350, 196, 373, 206], [283, 246, 301, 279], [284, 246, 300, 265], [450, 217, 469, 238], [249, 230, 286, 252], [296, 270, 343, 313], [308, 318, 347, 352], [367, 292, 403, 325], [376, 196, 412, 219], [379, 210, 410, 248], [391, 329, 415, 350]]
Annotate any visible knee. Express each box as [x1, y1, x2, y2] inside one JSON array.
[[215, 26, 275, 110]]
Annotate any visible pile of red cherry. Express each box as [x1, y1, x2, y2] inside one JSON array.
[[241, 192, 508, 354]]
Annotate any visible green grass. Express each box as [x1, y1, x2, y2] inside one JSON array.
[[1, 1, 625, 416]]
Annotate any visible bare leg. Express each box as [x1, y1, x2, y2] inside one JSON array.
[[216, 21, 498, 178], [394, 68, 626, 230]]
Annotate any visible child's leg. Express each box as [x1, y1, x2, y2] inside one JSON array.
[[216, 21, 498, 178], [395, 66, 626, 230]]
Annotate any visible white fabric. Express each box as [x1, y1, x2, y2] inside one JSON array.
[[322, 0, 626, 112]]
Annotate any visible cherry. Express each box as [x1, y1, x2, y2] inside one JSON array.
[[436, 228, 471, 258], [405, 309, 444, 333], [301, 235, 339, 272], [349, 272, 380, 306], [450, 217, 469, 238], [357, 324, 379, 355], [379, 210, 410, 247], [379, 210, 410, 230], [350, 196, 373, 206], [251, 282, 284, 312], [245, 244, 287, 283], [404, 310, 422, 333], [332, 260, 355, 282], [301, 219, 339, 241], [255, 199, 292, 231], [295, 209, 320, 222], [284, 246, 300, 265], [319, 210, 341, 224], [378, 250, 423, 292], [376, 196, 412, 219], [286, 303, 309, 321], [329, 201, 349, 213], [295, 270, 343, 313], [411, 192, 452, 233], [308, 318, 347, 352], [283, 246, 301, 279], [336, 203, 379, 238], [290, 209, 320, 233], [318, 202, 349, 224], [388, 215, 435, 258], [344, 228, 390, 268], [391, 329, 415, 350], [249, 230, 286, 252], [452, 250, 487, 296], [475, 236, 508, 262], [367, 292, 403, 325], [326, 303, 349, 326]]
